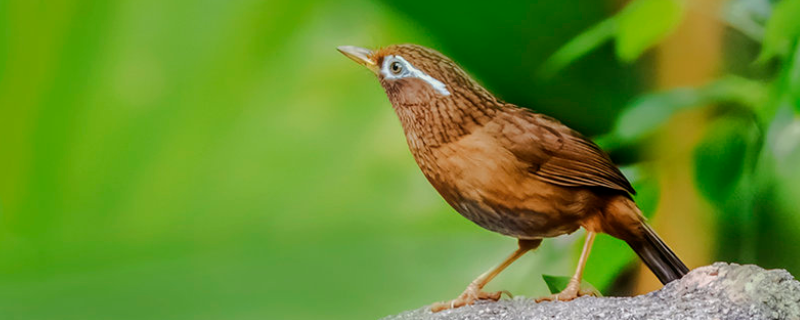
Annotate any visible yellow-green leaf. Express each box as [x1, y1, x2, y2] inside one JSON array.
[[757, 0, 800, 63], [616, 0, 684, 62]]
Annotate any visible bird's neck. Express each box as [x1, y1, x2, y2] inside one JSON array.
[[392, 92, 503, 153]]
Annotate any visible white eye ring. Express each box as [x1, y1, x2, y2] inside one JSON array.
[[381, 55, 450, 96]]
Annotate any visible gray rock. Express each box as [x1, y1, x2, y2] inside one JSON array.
[[381, 263, 800, 320]]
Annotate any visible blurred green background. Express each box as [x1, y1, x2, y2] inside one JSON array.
[[1, 0, 800, 319]]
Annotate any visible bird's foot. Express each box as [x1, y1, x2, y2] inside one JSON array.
[[535, 279, 597, 302], [430, 284, 509, 312]]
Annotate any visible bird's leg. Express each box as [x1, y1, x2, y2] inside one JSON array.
[[537, 231, 598, 302], [430, 239, 541, 312]]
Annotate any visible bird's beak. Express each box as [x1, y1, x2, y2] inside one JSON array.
[[337, 46, 379, 74]]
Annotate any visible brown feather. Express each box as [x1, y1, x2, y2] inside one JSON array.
[[350, 43, 687, 285], [495, 107, 635, 195]]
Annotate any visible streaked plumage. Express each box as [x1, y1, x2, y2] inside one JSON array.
[[339, 44, 688, 311]]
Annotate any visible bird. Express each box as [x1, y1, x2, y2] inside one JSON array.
[[337, 44, 688, 312]]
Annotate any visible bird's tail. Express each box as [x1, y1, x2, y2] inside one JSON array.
[[626, 223, 689, 284]]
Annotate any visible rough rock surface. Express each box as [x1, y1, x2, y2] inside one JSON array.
[[381, 263, 800, 320]]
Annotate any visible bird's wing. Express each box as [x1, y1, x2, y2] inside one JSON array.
[[501, 108, 635, 195]]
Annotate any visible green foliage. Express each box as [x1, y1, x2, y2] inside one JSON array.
[[541, 274, 571, 294], [539, 18, 616, 78], [757, 0, 800, 63], [2, 1, 800, 319], [549, 0, 800, 295], [616, 0, 684, 62], [0, 1, 462, 319], [693, 115, 761, 204], [541, 0, 685, 76], [722, 0, 769, 42], [611, 76, 766, 142]]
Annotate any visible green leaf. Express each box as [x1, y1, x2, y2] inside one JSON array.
[[612, 76, 767, 142], [693, 116, 760, 204], [539, 17, 617, 78], [757, 0, 800, 63], [539, 0, 687, 76], [542, 275, 571, 294], [616, 0, 684, 62], [703, 76, 769, 109], [614, 88, 701, 141], [541, 274, 602, 296]]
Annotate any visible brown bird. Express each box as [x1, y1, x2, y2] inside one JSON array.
[[338, 44, 688, 312]]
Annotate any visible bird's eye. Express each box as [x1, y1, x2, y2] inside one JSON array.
[[390, 61, 403, 75]]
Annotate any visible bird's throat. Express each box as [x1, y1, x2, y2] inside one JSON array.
[[393, 96, 501, 153]]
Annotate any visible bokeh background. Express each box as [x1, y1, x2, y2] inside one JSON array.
[[1, 0, 799, 319]]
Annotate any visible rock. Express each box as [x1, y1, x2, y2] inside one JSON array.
[[381, 263, 800, 320]]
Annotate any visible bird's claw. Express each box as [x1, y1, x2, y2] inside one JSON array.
[[535, 280, 598, 302], [430, 285, 509, 312]]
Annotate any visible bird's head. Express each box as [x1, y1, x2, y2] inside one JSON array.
[[338, 44, 489, 108], [338, 44, 503, 148]]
